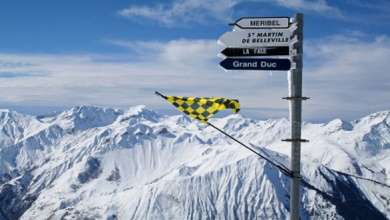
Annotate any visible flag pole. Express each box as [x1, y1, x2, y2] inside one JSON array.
[[155, 91, 167, 99], [207, 122, 292, 177]]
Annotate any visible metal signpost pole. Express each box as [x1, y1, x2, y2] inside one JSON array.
[[218, 14, 306, 220], [289, 13, 304, 220]]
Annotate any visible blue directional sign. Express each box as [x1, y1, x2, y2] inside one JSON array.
[[220, 58, 291, 71]]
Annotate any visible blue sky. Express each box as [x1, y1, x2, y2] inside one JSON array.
[[1, 0, 390, 121]]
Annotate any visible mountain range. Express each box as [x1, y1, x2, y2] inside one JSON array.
[[0, 105, 389, 219]]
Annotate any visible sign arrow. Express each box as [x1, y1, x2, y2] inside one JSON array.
[[218, 29, 292, 47], [232, 17, 290, 29], [220, 58, 291, 71], [221, 47, 289, 57]]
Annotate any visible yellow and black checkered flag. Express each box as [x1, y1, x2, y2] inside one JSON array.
[[155, 91, 240, 123], [155, 91, 294, 177]]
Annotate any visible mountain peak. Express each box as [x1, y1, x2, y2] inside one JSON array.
[[120, 105, 160, 122], [126, 105, 148, 115], [324, 118, 353, 131], [353, 110, 390, 129], [68, 105, 119, 114], [0, 109, 32, 124], [57, 105, 122, 130], [0, 109, 23, 117]]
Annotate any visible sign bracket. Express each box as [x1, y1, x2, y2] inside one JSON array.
[[282, 96, 310, 100]]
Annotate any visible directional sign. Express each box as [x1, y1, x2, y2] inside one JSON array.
[[218, 29, 292, 47], [232, 17, 289, 29], [220, 58, 291, 71], [221, 47, 289, 57]]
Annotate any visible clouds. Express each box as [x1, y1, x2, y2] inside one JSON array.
[[108, 39, 219, 66], [0, 39, 284, 118], [0, 72, 48, 78], [118, 0, 238, 25], [274, 0, 339, 14], [303, 35, 390, 119], [0, 41, 227, 108], [118, 0, 242, 25], [118, 0, 340, 26], [104, 35, 390, 121], [1, 34, 390, 121]]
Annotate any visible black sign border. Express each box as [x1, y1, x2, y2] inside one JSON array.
[[221, 47, 290, 57]]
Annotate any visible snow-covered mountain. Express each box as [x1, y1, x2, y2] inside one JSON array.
[[0, 105, 390, 220]]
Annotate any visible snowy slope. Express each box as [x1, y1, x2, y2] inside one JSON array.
[[0, 106, 389, 219]]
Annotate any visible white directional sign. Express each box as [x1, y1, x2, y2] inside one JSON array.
[[232, 17, 289, 29], [218, 29, 292, 47]]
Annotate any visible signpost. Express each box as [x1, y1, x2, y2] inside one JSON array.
[[221, 47, 289, 57], [220, 58, 291, 71], [218, 14, 307, 220], [287, 13, 305, 220]]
